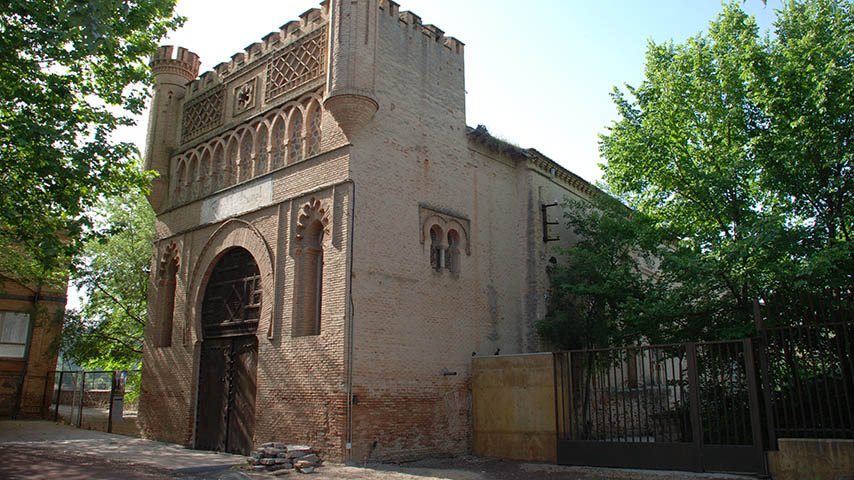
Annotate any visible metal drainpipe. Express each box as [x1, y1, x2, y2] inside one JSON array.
[[343, 179, 356, 463], [12, 286, 40, 419]]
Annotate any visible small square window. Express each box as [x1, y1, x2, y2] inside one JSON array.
[[0, 311, 30, 358]]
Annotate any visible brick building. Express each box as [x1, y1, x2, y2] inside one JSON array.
[[0, 274, 66, 418], [139, 0, 595, 461]]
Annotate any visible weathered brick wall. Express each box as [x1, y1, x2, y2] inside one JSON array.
[[344, 3, 473, 461], [344, 2, 597, 462]]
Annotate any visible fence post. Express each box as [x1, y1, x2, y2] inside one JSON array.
[[756, 329, 777, 450], [686, 343, 704, 472], [76, 371, 86, 427], [40, 372, 51, 417], [743, 338, 768, 475], [107, 370, 117, 434], [53, 371, 63, 422]]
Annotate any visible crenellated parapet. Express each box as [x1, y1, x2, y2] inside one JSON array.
[[379, 0, 464, 55], [150, 46, 201, 83], [182, 2, 330, 103]]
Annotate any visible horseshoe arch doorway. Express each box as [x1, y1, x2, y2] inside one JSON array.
[[195, 247, 261, 455]]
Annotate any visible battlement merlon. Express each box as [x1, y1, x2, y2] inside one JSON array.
[[391, 8, 464, 56], [149, 46, 201, 85]]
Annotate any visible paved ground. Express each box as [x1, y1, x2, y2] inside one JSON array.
[[0, 420, 243, 479], [0, 420, 758, 479]]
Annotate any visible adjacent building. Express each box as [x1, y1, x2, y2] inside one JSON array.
[[0, 273, 66, 418]]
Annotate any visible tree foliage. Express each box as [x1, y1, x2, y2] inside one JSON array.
[[542, 0, 853, 348], [538, 196, 658, 350], [0, 0, 180, 277], [62, 191, 153, 369]]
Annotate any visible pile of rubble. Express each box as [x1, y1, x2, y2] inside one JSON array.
[[247, 443, 322, 474]]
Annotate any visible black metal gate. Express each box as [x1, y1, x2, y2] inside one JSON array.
[[554, 340, 766, 475], [195, 247, 261, 455]]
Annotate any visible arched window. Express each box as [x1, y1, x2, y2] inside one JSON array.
[[156, 243, 179, 347], [175, 160, 186, 203], [293, 198, 328, 337], [239, 132, 253, 183], [271, 115, 286, 169], [446, 229, 460, 275], [255, 124, 268, 177], [201, 149, 212, 195], [226, 139, 239, 186], [213, 143, 225, 191], [306, 102, 322, 157], [288, 109, 304, 164], [188, 154, 199, 200], [430, 224, 445, 271]]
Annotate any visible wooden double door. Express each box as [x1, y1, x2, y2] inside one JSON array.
[[196, 335, 257, 454], [195, 247, 261, 455]]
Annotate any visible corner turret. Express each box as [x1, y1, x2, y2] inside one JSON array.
[[323, 0, 380, 139], [144, 46, 201, 212]]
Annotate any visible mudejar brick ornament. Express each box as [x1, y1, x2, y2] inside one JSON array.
[[139, 0, 600, 461]]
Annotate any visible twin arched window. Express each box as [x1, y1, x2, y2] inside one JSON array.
[[429, 224, 461, 275]]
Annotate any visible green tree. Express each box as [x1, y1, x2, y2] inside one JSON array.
[[600, 2, 773, 319], [537, 196, 660, 350], [543, 0, 853, 348], [62, 190, 154, 369], [751, 0, 854, 286], [0, 0, 180, 277]]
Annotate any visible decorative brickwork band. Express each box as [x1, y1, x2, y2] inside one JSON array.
[[182, 85, 225, 142], [265, 25, 328, 102]]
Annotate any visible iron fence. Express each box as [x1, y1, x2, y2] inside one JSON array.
[[755, 289, 854, 446], [43, 369, 141, 436], [554, 291, 854, 474], [758, 321, 854, 444], [554, 340, 764, 473]]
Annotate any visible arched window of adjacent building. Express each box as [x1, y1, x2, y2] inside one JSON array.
[[239, 131, 253, 183], [213, 143, 225, 191], [271, 114, 286, 169], [255, 123, 268, 177], [288, 109, 304, 164], [156, 243, 179, 347], [430, 224, 444, 271], [306, 102, 322, 157], [293, 198, 329, 337], [446, 229, 461, 275], [226, 138, 239, 186]]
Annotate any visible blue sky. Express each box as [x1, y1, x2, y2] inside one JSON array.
[[129, 0, 783, 184]]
